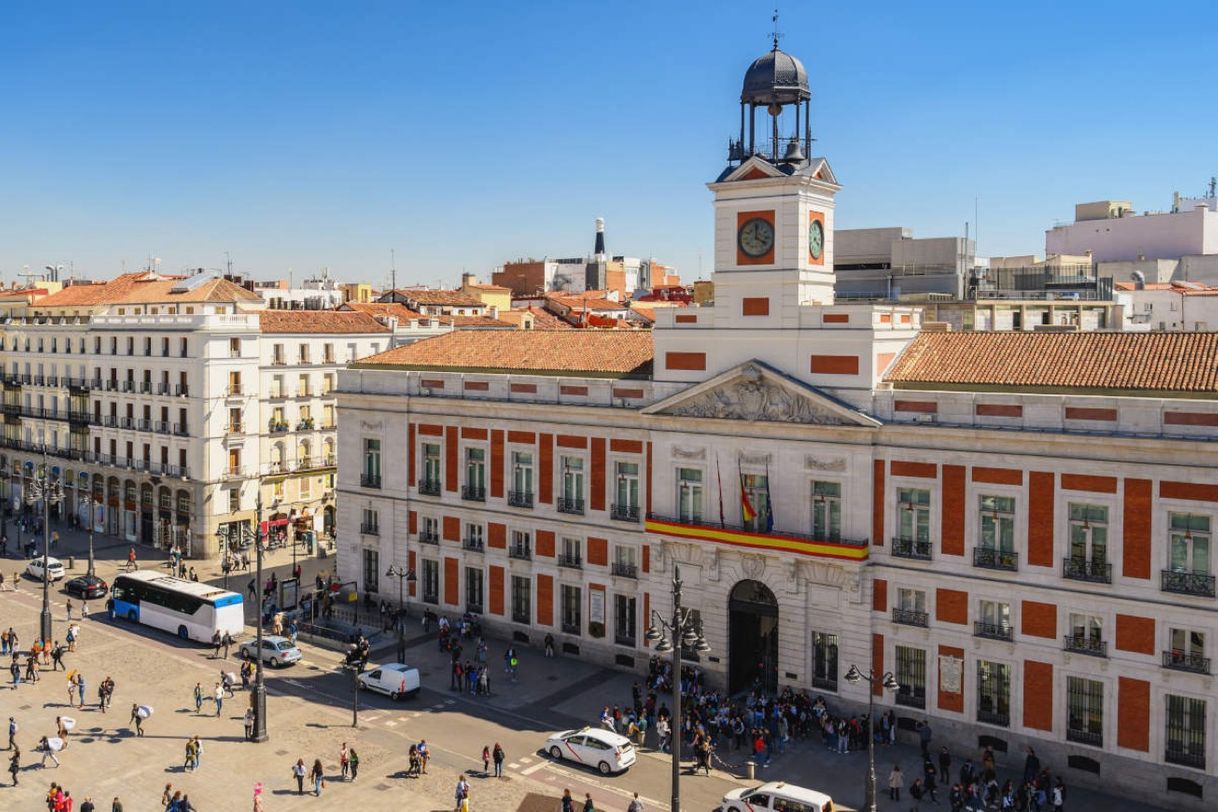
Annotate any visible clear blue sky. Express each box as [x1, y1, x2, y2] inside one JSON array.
[[2, 0, 1215, 287]]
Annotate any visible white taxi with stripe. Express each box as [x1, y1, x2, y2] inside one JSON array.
[[544, 726, 636, 775], [719, 781, 835, 812]]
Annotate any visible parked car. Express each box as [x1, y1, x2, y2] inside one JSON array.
[[719, 781, 835, 812], [237, 635, 302, 668], [544, 726, 636, 775], [356, 662, 421, 699], [25, 556, 66, 582], [64, 574, 109, 599]]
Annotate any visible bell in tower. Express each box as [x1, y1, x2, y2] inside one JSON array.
[[732, 31, 812, 167]]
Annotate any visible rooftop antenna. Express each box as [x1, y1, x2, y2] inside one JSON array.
[[391, 248, 397, 293], [771, 8, 782, 50], [224, 251, 233, 277]]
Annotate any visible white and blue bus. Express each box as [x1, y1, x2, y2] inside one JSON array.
[[110, 571, 244, 642]]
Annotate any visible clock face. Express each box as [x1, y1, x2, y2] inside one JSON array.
[[738, 218, 775, 258], [808, 218, 824, 260]]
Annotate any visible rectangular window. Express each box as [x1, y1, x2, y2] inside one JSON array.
[[363, 439, 381, 487], [976, 599, 1012, 639], [677, 467, 704, 524], [464, 447, 486, 499], [560, 456, 584, 509], [228, 490, 240, 513], [464, 522, 484, 550], [741, 473, 769, 532], [812, 631, 838, 691], [811, 481, 841, 540], [510, 451, 534, 505], [612, 545, 637, 578], [1069, 503, 1108, 563], [976, 660, 1011, 727], [1166, 695, 1207, 769], [511, 575, 531, 624], [1170, 513, 1211, 574], [614, 461, 639, 520], [422, 559, 439, 604], [559, 537, 582, 568], [561, 585, 582, 634], [422, 443, 441, 491], [420, 516, 439, 543], [898, 487, 931, 542], [614, 593, 636, 646], [510, 530, 531, 560], [894, 588, 928, 626], [1068, 613, 1103, 646], [273, 344, 285, 364], [229, 337, 240, 357], [362, 548, 379, 595], [360, 507, 378, 535], [895, 645, 927, 708], [979, 495, 1015, 552], [1066, 676, 1104, 746], [464, 567, 483, 613]]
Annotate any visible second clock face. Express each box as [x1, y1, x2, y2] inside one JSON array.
[[738, 218, 775, 258], [808, 218, 824, 260]]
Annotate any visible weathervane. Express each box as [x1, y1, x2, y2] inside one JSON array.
[[771, 8, 783, 50]]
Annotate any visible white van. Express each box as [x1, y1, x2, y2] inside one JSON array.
[[719, 781, 835, 812], [357, 663, 421, 699]]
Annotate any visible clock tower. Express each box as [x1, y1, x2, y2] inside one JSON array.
[[652, 41, 922, 405]]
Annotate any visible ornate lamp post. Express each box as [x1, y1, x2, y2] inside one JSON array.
[[250, 493, 269, 742], [81, 491, 97, 577], [26, 450, 64, 646], [385, 564, 416, 662], [844, 663, 900, 812], [644, 563, 710, 812]]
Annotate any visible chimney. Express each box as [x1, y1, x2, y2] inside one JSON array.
[[461, 272, 476, 288], [489, 306, 499, 319], [594, 217, 606, 259]]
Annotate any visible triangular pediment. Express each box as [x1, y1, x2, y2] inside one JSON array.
[[642, 360, 881, 427], [718, 155, 840, 186], [721, 156, 786, 182]]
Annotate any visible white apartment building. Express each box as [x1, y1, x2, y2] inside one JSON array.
[[334, 44, 1218, 809], [0, 271, 394, 559]]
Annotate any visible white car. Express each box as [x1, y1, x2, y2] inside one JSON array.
[[544, 726, 636, 775], [719, 781, 835, 812], [238, 635, 302, 668], [25, 556, 66, 582], [357, 663, 421, 699]]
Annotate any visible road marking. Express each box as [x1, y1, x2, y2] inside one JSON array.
[[384, 720, 397, 727], [519, 760, 548, 776], [519, 755, 532, 763], [508, 761, 521, 769]]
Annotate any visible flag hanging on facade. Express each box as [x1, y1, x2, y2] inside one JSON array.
[[739, 467, 757, 524], [716, 454, 726, 528], [764, 459, 775, 532]]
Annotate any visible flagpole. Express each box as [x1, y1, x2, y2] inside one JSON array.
[[716, 453, 725, 528]]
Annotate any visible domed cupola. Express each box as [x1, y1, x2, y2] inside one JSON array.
[[729, 22, 814, 168]]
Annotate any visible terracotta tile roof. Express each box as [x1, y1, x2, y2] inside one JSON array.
[[389, 288, 484, 307], [339, 302, 423, 319], [354, 329, 653, 377], [35, 272, 262, 308], [1114, 281, 1218, 296], [442, 315, 517, 329], [886, 331, 1218, 393], [258, 310, 389, 334], [522, 306, 572, 329]]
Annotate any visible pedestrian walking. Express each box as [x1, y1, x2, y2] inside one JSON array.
[[310, 758, 324, 795], [910, 778, 926, 810], [339, 742, 349, 780], [191, 736, 202, 770], [481, 745, 490, 776], [544, 632, 555, 657], [626, 792, 643, 812], [222, 632, 233, 660], [40, 735, 61, 767], [77, 673, 87, 708], [81, 795, 96, 812], [492, 742, 504, 778], [561, 789, 575, 812], [292, 758, 306, 794], [56, 715, 70, 749], [211, 632, 221, 659], [454, 774, 470, 812], [9, 659, 19, 689], [193, 683, 204, 714], [162, 783, 173, 808], [243, 709, 254, 740], [7, 747, 18, 786], [417, 739, 429, 774], [6, 717, 16, 750], [583, 792, 596, 811], [129, 705, 144, 736], [184, 738, 197, 772], [1052, 778, 1065, 812], [214, 683, 223, 717], [888, 764, 904, 801], [348, 747, 360, 781], [81, 602, 89, 621], [52, 643, 65, 672]]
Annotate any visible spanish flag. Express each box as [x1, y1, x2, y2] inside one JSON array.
[[740, 473, 757, 523]]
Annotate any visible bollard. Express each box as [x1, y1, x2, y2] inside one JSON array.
[[67, 556, 75, 570], [745, 759, 755, 780]]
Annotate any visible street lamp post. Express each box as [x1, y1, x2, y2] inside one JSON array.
[[644, 563, 710, 812], [26, 450, 64, 646], [385, 564, 416, 663], [844, 663, 900, 812], [82, 492, 96, 577], [250, 494, 269, 743]]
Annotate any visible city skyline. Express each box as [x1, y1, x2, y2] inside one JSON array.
[[2, 0, 1215, 286]]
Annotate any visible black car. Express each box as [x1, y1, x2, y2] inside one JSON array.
[[64, 574, 108, 600]]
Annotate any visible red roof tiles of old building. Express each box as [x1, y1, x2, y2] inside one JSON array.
[[354, 329, 653, 377], [35, 272, 262, 307], [388, 288, 484, 308], [886, 331, 1218, 394], [258, 310, 389, 334], [339, 302, 424, 319]]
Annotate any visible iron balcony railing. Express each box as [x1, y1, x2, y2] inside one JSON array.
[[1066, 728, 1103, 747], [1062, 557, 1112, 584], [973, 547, 1018, 571], [1161, 569, 1216, 598], [360, 523, 379, 536], [895, 690, 926, 709], [360, 473, 382, 489], [557, 553, 582, 569], [417, 479, 441, 496], [557, 496, 585, 515], [891, 536, 933, 561], [561, 620, 581, 635], [1165, 747, 1206, 770], [509, 544, 532, 561], [1162, 650, 1211, 674], [462, 484, 486, 502], [611, 503, 640, 522], [611, 562, 638, 579], [418, 531, 440, 545], [892, 607, 929, 628], [462, 537, 484, 552], [976, 708, 1010, 728], [1064, 635, 1107, 657], [508, 489, 534, 508], [974, 621, 1014, 641]]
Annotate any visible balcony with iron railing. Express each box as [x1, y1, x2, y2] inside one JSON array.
[[976, 708, 1010, 728], [892, 607, 929, 628], [557, 553, 582, 569], [175, 384, 190, 396], [1165, 746, 1206, 770], [611, 503, 640, 522], [1066, 727, 1103, 747], [973, 547, 1018, 571], [1162, 650, 1211, 674], [360, 523, 379, 536], [417, 478, 441, 496], [509, 543, 532, 561], [611, 562, 638, 579], [418, 530, 440, 545], [1161, 569, 1216, 598], [974, 621, 1014, 642], [360, 473, 382, 489], [462, 484, 486, 502], [1064, 635, 1107, 658], [895, 690, 926, 709], [462, 537, 484, 552], [891, 536, 933, 561], [1063, 557, 1112, 584], [646, 512, 869, 560], [226, 423, 244, 435], [557, 496, 585, 515], [561, 620, 581, 635], [507, 489, 533, 508]]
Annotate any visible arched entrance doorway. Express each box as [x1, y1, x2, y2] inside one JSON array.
[[729, 579, 779, 695]]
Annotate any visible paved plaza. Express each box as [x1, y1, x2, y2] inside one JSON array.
[[0, 524, 1170, 810]]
